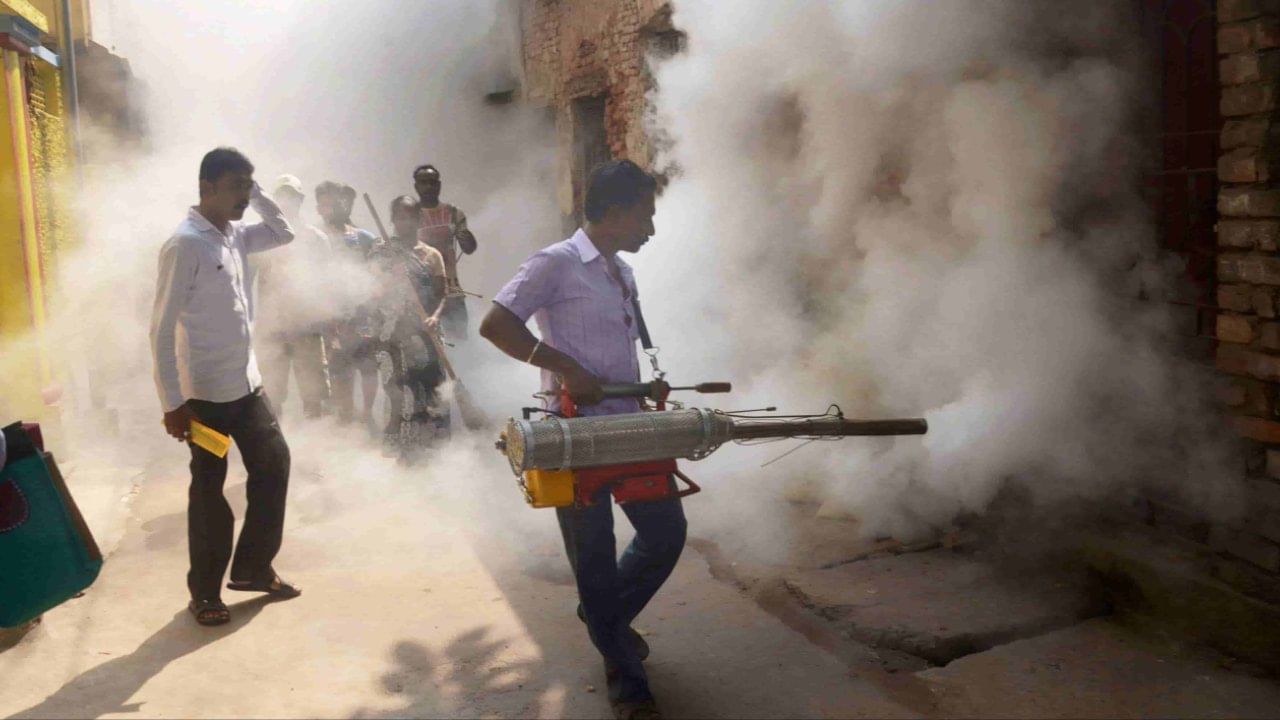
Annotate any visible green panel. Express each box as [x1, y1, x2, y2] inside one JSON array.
[[0, 452, 102, 627]]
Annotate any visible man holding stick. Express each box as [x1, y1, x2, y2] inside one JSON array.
[[366, 194, 450, 458]]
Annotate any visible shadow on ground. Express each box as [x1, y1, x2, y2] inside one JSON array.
[[12, 596, 277, 720], [353, 626, 550, 719]]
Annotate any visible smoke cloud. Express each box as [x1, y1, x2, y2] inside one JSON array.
[[51, 0, 558, 418], [0, 1, 565, 554], [639, 0, 1240, 543], [0, 0, 1244, 566]]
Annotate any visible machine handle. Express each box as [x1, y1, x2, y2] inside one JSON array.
[[599, 381, 734, 400], [600, 383, 656, 399]]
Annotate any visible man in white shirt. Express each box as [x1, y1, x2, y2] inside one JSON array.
[[150, 147, 301, 627]]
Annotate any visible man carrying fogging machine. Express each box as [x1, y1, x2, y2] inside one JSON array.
[[482, 160, 928, 720], [482, 161, 677, 719]]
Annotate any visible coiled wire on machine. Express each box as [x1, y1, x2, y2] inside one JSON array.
[[718, 404, 851, 466]]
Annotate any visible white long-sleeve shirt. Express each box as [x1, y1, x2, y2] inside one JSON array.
[[150, 188, 295, 412]]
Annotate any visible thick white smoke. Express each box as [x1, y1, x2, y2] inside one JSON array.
[[639, 0, 1240, 543], [1, 0, 1244, 565], [1, 1, 563, 554], [50, 0, 558, 423]]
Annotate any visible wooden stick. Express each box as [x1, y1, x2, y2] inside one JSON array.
[[362, 192, 392, 243]]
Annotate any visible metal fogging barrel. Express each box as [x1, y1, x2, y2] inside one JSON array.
[[498, 408, 928, 475]]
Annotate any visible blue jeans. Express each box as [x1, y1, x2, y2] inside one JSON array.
[[556, 486, 687, 704]]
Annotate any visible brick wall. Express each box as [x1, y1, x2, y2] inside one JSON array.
[[519, 0, 672, 219], [1214, 0, 1280, 596]]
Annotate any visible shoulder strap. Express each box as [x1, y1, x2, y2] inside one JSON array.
[[631, 296, 653, 350]]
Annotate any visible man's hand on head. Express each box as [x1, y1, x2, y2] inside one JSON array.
[[163, 404, 196, 442]]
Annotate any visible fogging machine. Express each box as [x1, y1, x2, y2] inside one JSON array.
[[495, 381, 927, 509]]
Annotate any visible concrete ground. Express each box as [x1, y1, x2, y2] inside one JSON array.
[[921, 619, 1280, 719], [3, 422, 1280, 719]]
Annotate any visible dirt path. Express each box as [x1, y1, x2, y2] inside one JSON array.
[[0, 434, 915, 719], [6, 423, 1280, 719]]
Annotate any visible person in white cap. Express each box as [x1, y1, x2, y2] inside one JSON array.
[[252, 174, 331, 419]]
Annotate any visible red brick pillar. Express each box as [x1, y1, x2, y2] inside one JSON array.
[[1215, 0, 1280, 585]]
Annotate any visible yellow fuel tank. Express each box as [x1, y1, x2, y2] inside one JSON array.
[[520, 468, 575, 508]]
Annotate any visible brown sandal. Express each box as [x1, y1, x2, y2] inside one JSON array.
[[188, 599, 230, 626], [226, 575, 301, 599]]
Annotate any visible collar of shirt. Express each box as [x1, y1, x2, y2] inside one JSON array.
[[569, 228, 601, 263], [187, 206, 232, 242], [570, 228, 633, 273]]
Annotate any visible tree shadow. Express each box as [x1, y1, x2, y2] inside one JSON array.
[[12, 595, 277, 719], [455, 519, 619, 718], [353, 626, 549, 719]]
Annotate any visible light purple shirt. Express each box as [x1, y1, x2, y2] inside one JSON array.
[[494, 228, 643, 417]]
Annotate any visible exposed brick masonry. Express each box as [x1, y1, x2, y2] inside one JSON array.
[[520, 0, 671, 219], [1216, 0, 1280, 578]]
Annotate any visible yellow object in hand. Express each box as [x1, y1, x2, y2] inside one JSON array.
[[190, 420, 231, 458]]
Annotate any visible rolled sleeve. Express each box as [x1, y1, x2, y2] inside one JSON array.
[[493, 250, 563, 322]]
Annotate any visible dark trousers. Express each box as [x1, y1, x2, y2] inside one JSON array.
[[556, 487, 687, 704], [186, 391, 291, 601]]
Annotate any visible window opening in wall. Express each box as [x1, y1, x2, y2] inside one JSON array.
[[647, 29, 686, 60], [571, 94, 612, 226]]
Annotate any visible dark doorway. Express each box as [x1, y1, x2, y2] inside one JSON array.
[[1139, 0, 1219, 352], [571, 95, 612, 228]]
